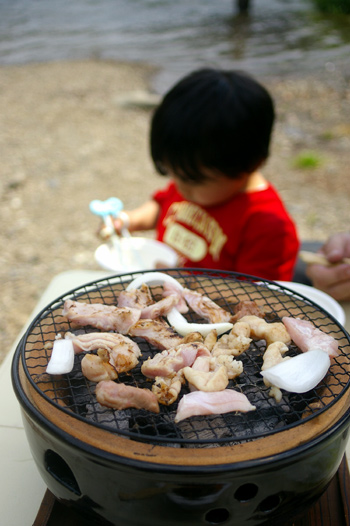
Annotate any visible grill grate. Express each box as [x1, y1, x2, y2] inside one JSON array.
[[20, 269, 350, 447]]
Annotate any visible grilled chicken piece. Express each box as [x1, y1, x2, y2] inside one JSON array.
[[231, 300, 265, 322], [109, 342, 140, 374], [211, 322, 252, 357], [140, 293, 181, 319], [66, 331, 141, 375], [96, 381, 159, 413], [261, 341, 290, 401], [182, 288, 232, 323], [239, 315, 291, 346], [62, 299, 141, 334], [183, 352, 243, 391], [192, 355, 211, 372], [192, 346, 244, 381], [81, 351, 118, 382], [118, 284, 182, 320], [162, 282, 189, 313], [213, 355, 243, 380], [175, 389, 256, 423], [117, 283, 153, 309], [152, 372, 184, 405], [183, 365, 229, 392], [128, 318, 184, 349], [65, 331, 140, 354], [203, 329, 217, 351], [141, 342, 211, 379], [262, 341, 290, 372]]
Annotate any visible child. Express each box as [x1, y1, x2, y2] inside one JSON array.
[[113, 68, 300, 281]]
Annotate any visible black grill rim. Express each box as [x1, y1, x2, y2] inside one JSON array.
[[16, 268, 350, 447]]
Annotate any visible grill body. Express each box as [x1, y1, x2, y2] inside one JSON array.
[[11, 269, 350, 524], [15, 383, 350, 526]]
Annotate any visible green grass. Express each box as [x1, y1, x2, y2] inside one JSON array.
[[319, 130, 335, 141], [312, 0, 350, 13], [292, 151, 322, 170]]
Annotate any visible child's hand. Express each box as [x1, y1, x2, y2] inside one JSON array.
[[113, 211, 130, 235], [96, 212, 130, 240], [96, 220, 113, 240]]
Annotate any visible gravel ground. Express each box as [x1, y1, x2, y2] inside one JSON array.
[[1, 59, 349, 365]]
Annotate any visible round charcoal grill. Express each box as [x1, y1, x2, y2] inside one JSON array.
[[12, 269, 350, 526], [16, 269, 350, 446]]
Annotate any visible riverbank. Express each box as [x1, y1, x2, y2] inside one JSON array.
[[1, 59, 349, 364]]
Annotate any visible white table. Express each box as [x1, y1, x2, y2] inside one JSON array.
[[0, 270, 111, 526], [1, 270, 350, 526]]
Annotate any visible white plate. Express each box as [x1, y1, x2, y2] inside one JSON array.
[[94, 237, 178, 273], [276, 281, 346, 326]]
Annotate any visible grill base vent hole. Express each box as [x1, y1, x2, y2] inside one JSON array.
[[44, 450, 81, 496], [258, 493, 282, 513], [234, 483, 259, 502], [205, 508, 230, 524]]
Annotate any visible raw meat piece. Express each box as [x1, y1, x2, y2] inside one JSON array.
[[175, 389, 256, 422], [282, 317, 339, 357]]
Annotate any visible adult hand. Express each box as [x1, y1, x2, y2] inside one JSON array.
[[306, 232, 350, 301]]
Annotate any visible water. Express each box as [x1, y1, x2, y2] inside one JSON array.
[[0, 0, 349, 92]]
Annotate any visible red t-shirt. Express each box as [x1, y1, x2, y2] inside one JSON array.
[[153, 181, 299, 281]]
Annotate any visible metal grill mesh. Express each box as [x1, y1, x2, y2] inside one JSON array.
[[20, 269, 350, 447]]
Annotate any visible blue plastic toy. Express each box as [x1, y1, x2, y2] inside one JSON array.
[[89, 197, 124, 218]]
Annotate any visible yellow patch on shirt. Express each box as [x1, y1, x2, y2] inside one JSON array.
[[163, 202, 227, 261]]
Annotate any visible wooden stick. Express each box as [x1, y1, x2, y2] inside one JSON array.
[[299, 250, 350, 266]]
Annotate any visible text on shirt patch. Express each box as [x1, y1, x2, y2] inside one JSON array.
[[163, 202, 227, 261]]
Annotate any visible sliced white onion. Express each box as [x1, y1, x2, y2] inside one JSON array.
[[260, 349, 330, 394], [167, 307, 233, 337], [126, 271, 184, 292], [46, 338, 75, 375]]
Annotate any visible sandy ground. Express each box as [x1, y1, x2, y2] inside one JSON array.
[[1, 59, 349, 365]]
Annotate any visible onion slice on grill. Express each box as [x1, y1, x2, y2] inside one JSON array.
[[46, 338, 75, 375], [126, 272, 233, 337], [126, 272, 184, 292], [260, 349, 330, 393], [167, 307, 233, 337]]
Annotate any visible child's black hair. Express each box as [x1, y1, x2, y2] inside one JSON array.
[[150, 68, 275, 182]]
